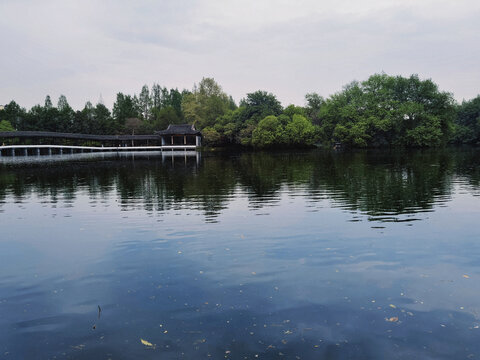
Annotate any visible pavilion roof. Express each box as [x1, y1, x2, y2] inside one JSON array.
[[155, 124, 201, 136]]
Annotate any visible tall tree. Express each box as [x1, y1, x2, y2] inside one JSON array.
[[152, 83, 162, 109], [453, 95, 480, 144], [182, 78, 233, 129], [305, 93, 324, 125], [138, 85, 152, 122], [57, 95, 75, 132], [113, 93, 139, 129]]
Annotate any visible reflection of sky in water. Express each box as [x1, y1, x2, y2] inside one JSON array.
[[0, 151, 480, 359]]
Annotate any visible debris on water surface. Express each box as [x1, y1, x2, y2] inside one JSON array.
[[385, 317, 399, 322], [389, 304, 397, 309], [140, 338, 156, 349], [463, 274, 470, 279]]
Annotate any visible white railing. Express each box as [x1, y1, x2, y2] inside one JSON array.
[[0, 144, 199, 157]]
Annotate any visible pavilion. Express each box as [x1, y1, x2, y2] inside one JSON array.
[[155, 124, 202, 147]]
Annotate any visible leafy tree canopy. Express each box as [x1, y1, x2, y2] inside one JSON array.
[[318, 74, 456, 147]]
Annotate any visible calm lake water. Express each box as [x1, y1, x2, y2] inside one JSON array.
[[0, 149, 479, 360]]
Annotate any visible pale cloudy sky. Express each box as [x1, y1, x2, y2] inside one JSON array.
[[1, 0, 479, 110]]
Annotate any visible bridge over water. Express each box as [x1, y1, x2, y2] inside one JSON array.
[[0, 125, 202, 157]]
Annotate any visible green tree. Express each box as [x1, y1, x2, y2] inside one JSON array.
[[95, 103, 114, 134], [182, 78, 233, 129], [138, 85, 152, 122], [252, 115, 281, 148], [318, 74, 455, 147], [151, 106, 181, 131], [240, 91, 283, 123], [0, 120, 15, 132], [453, 95, 480, 144], [284, 114, 316, 146], [1, 101, 26, 130], [113, 93, 139, 129], [57, 95, 75, 132], [305, 92, 324, 125]]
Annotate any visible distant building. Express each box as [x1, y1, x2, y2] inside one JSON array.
[[156, 124, 202, 147]]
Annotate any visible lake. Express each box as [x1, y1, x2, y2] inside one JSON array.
[[0, 149, 479, 359]]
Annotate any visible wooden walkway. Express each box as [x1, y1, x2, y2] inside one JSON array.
[[0, 144, 198, 157]]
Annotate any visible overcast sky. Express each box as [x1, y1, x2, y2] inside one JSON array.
[[1, 0, 479, 110]]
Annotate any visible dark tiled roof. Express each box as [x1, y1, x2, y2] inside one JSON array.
[[0, 131, 159, 141], [155, 124, 201, 136]]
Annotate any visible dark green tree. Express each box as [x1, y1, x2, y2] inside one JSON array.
[[113, 93, 140, 129], [240, 91, 283, 123], [318, 74, 455, 147], [453, 95, 480, 144]]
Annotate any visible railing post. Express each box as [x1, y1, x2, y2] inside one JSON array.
[[37, 148, 40, 156], [24, 148, 28, 156]]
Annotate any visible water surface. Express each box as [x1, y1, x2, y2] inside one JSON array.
[[0, 149, 479, 359]]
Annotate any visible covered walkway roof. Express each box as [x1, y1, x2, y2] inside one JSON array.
[[0, 131, 159, 141]]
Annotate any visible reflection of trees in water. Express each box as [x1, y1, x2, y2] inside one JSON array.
[[0, 149, 479, 220], [307, 150, 455, 216], [451, 148, 480, 196]]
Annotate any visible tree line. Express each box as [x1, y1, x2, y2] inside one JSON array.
[[1, 74, 479, 148]]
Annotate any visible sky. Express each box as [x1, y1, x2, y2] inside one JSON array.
[[1, 0, 479, 110]]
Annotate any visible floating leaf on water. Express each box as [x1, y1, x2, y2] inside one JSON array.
[[463, 274, 470, 279], [385, 316, 398, 322], [389, 304, 397, 309], [140, 338, 155, 348]]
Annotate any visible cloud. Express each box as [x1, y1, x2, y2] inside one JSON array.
[[0, 0, 479, 109]]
